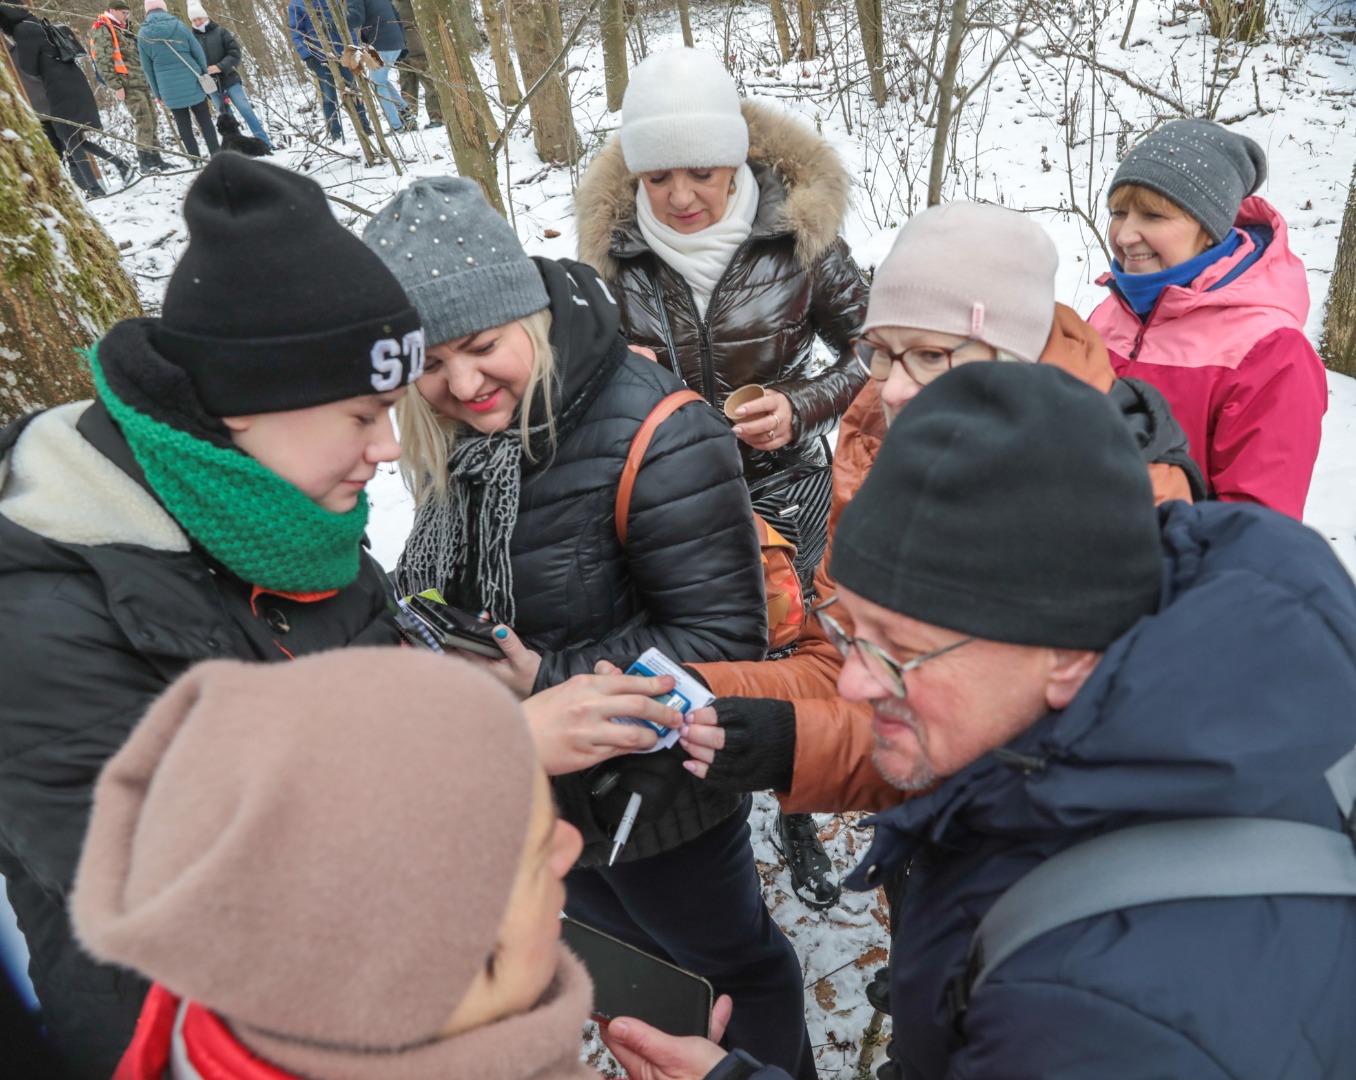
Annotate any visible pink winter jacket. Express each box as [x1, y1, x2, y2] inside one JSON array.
[[1088, 196, 1327, 519]]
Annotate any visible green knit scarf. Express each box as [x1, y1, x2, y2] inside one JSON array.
[[88, 349, 369, 593]]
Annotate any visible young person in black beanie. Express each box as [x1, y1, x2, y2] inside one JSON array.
[[365, 177, 819, 1080], [0, 153, 688, 1079], [604, 361, 1356, 1080]]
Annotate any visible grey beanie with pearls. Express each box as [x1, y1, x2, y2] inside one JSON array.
[[1108, 119, 1267, 242], [620, 49, 749, 173], [363, 177, 549, 348]]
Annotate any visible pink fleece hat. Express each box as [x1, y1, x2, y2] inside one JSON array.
[[143, 0, 167, 12], [71, 649, 539, 1053]]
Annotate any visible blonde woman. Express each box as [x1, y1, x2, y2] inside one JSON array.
[[366, 177, 816, 1079]]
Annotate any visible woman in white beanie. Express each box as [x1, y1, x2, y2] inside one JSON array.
[[576, 46, 870, 923]]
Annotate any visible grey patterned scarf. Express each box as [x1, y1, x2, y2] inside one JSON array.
[[396, 428, 538, 625]]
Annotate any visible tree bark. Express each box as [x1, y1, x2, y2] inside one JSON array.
[[677, 0, 694, 48], [796, 0, 817, 60], [411, 0, 504, 212], [0, 49, 141, 426], [601, 0, 627, 112], [507, 0, 579, 165], [481, 0, 522, 105], [447, 0, 481, 51], [1320, 158, 1356, 378], [769, 0, 792, 62], [926, 0, 967, 206], [854, 0, 886, 106]]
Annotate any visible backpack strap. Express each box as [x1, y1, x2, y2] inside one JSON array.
[[948, 745, 1356, 1030], [615, 390, 705, 547]]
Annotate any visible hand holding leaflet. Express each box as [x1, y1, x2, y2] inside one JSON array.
[[616, 648, 714, 754]]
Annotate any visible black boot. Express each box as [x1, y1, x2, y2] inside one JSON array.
[[138, 151, 166, 174], [110, 155, 137, 185], [775, 810, 841, 909], [866, 965, 891, 1014]]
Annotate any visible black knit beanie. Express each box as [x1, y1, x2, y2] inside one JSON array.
[[153, 155, 424, 416], [832, 363, 1162, 650]]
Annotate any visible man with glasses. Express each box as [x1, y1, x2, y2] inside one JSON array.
[[606, 360, 1356, 1080]]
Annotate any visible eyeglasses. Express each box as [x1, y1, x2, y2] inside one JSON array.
[[814, 597, 974, 699], [850, 337, 981, 387]]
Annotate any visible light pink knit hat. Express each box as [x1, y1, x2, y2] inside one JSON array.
[[71, 648, 539, 1053]]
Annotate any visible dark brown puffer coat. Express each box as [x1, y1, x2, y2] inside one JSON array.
[[575, 101, 869, 482]]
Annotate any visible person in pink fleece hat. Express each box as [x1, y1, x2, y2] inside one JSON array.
[[72, 649, 609, 1080]]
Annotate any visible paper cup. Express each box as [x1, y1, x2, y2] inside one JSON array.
[[724, 384, 766, 420]]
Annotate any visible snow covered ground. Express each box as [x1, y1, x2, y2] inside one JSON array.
[[4, 0, 1353, 1073]]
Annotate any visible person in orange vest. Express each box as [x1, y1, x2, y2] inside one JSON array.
[[90, 0, 168, 173]]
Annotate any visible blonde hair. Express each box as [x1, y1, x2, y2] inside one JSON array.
[[396, 308, 557, 506], [1108, 183, 1193, 220]]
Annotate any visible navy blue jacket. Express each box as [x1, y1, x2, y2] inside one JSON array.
[[346, 0, 405, 52], [287, 0, 342, 62], [718, 500, 1356, 1080]]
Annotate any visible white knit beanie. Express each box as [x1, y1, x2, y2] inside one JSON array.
[[620, 49, 749, 174], [864, 201, 1058, 362], [186, 0, 207, 20]]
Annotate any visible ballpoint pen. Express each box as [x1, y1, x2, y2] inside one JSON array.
[[608, 791, 643, 866]]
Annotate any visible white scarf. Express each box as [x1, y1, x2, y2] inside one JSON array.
[[635, 162, 759, 318]]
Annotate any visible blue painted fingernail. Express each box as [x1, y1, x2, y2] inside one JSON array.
[[494, 627, 508, 639]]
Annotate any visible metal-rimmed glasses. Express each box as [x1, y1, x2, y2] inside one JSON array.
[[814, 596, 974, 699], [850, 337, 981, 387]]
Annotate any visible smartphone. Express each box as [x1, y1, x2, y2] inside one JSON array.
[[560, 917, 713, 1038], [404, 595, 506, 658], [622, 658, 691, 736]]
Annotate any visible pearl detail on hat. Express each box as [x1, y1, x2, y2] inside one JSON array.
[[431, 269, 440, 277], [466, 257, 475, 265]]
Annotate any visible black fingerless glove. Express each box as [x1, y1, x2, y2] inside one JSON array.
[[701, 697, 796, 794]]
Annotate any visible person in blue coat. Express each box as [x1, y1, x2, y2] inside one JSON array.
[[345, 0, 408, 131], [288, 0, 371, 143], [137, 0, 217, 160], [602, 361, 1356, 1080]]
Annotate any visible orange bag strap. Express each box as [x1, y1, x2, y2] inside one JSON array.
[[615, 389, 705, 547]]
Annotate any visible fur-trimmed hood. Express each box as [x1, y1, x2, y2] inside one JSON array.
[[576, 100, 852, 280]]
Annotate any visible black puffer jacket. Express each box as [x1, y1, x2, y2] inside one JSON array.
[[576, 101, 869, 481], [191, 19, 243, 89], [3, 9, 100, 129], [0, 399, 398, 1079], [403, 258, 766, 866]]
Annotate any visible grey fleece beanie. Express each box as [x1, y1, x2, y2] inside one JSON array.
[[864, 202, 1057, 362], [832, 362, 1161, 650], [71, 648, 540, 1057], [364, 177, 549, 347], [1109, 119, 1267, 242]]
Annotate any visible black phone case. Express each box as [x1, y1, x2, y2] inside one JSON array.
[[406, 597, 506, 658], [560, 917, 712, 1037]]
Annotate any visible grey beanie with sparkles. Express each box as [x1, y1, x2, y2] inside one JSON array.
[[364, 177, 549, 347], [71, 649, 540, 1057], [864, 202, 1057, 362], [1109, 119, 1267, 242]]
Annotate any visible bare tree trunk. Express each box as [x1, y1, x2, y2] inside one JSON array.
[[796, 0, 817, 60], [508, 0, 579, 165], [769, 0, 792, 62], [926, 0, 967, 206], [677, 0, 694, 47], [447, 0, 481, 50], [601, 0, 627, 112], [412, 0, 503, 211], [481, 0, 522, 105], [854, 0, 886, 106], [0, 51, 142, 426], [1320, 158, 1356, 378]]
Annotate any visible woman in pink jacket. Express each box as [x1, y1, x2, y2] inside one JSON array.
[[1088, 119, 1326, 519]]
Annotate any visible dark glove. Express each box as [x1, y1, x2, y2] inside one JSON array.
[[702, 697, 796, 794], [587, 746, 690, 830]]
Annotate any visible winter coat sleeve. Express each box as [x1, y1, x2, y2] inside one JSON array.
[[1107, 377, 1207, 503], [137, 31, 159, 99], [288, 5, 309, 58], [91, 23, 122, 92], [345, 0, 368, 37], [217, 26, 242, 74], [14, 19, 43, 80], [533, 402, 767, 688], [766, 239, 869, 442], [185, 25, 208, 71], [1207, 327, 1326, 519]]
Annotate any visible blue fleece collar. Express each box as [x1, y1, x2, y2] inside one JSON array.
[[1111, 229, 1243, 316]]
